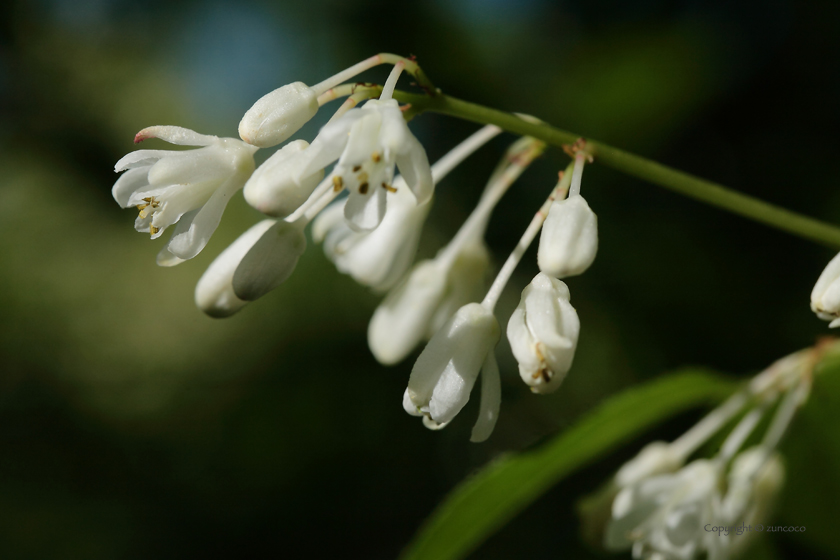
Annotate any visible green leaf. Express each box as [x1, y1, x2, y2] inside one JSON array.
[[399, 369, 737, 560]]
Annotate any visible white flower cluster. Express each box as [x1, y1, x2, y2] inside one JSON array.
[[602, 349, 812, 560], [111, 54, 601, 442]]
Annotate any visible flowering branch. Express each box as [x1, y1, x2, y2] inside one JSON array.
[[393, 90, 840, 249]]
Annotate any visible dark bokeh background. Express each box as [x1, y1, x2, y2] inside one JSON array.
[[1, 0, 839, 558]]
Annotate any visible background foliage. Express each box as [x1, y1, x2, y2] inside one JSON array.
[[1, 0, 839, 558]]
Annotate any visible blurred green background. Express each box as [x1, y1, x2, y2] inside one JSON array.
[[2, 0, 840, 558]]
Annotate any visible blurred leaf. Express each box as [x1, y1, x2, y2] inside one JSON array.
[[400, 369, 737, 560], [778, 353, 840, 556]]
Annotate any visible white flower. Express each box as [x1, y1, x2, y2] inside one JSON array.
[[238, 82, 319, 148], [113, 125, 257, 265], [403, 302, 501, 438], [242, 139, 325, 217], [811, 252, 840, 327], [606, 460, 721, 560], [616, 442, 685, 488], [368, 241, 490, 365], [312, 178, 431, 291], [295, 98, 433, 231], [507, 273, 580, 394], [537, 193, 598, 278], [194, 219, 276, 317]]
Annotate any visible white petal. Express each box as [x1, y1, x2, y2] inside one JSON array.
[[156, 243, 187, 268], [338, 110, 382, 168], [427, 242, 490, 337], [194, 220, 276, 317], [134, 125, 217, 146], [147, 147, 231, 188], [295, 110, 363, 180], [114, 150, 171, 172], [470, 351, 501, 443], [311, 199, 348, 244], [232, 220, 307, 301], [375, 99, 412, 156], [344, 187, 387, 232], [396, 135, 434, 205], [165, 179, 239, 260], [112, 166, 150, 208], [402, 389, 424, 417], [238, 82, 319, 148], [811, 252, 840, 304]]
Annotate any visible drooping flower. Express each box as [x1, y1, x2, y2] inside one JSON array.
[[243, 139, 325, 218], [238, 82, 319, 148], [295, 98, 433, 231], [368, 241, 490, 365], [605, 459, 722, 560], [312, 178, 431, 292], [403, 302, 500, 439], [113, 126, 258, 265], [507, 273, 580, 394], [810, 251, 840, 327], [615, 441, 685, 488]]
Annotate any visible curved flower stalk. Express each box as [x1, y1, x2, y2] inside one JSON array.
[[811, 251, 840, 327], [537, 151, 598, 278], [507, 272, 580, 394], [112, 125, 258, 265], [369, 136, 543, 365], [294, 65, 432, 231], [313, 125, 502, 292]]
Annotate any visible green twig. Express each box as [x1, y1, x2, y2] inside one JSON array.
[[392, 91, 840, 249]]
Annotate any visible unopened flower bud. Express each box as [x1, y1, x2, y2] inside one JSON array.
[[811, 252, 840, 327], [239, 82, 319, 148], [537, 194, 598, 278], [231, 220, 307, 301], [507, 273, 580, 394], [194, 220, 275, 318], [243, 140, 324, 217]]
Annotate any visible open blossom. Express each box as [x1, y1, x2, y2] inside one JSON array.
[[507, 273, 580, 394], [312, 178, 431, 292], [811, 251, 840, 327], [403, 303, 500, 439], [113, 126, 257, 265], [243, 139, 325, 218], [238, 82, 319, 148], [368, 241, 490, 365], [295, 98, 433, 231]]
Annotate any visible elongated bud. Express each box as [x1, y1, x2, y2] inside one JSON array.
[[239, 82, 319, 148], [537, 194, 598, 278], [232, 220, 307, 301], [507, 273, 580, 394], [406, 302, 500, 426], [195, 220, 275, 318], [811, 252, 840, 327], [244, 140, 324, 217]]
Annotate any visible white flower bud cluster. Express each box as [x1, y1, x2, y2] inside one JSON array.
[[602, 349, 811, 559], [109, 55, 608, 443]]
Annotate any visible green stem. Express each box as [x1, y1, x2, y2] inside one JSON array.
[[392, 91, 840, 248]]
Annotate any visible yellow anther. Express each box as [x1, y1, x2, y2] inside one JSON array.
[[371, 152, 381, 163]]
